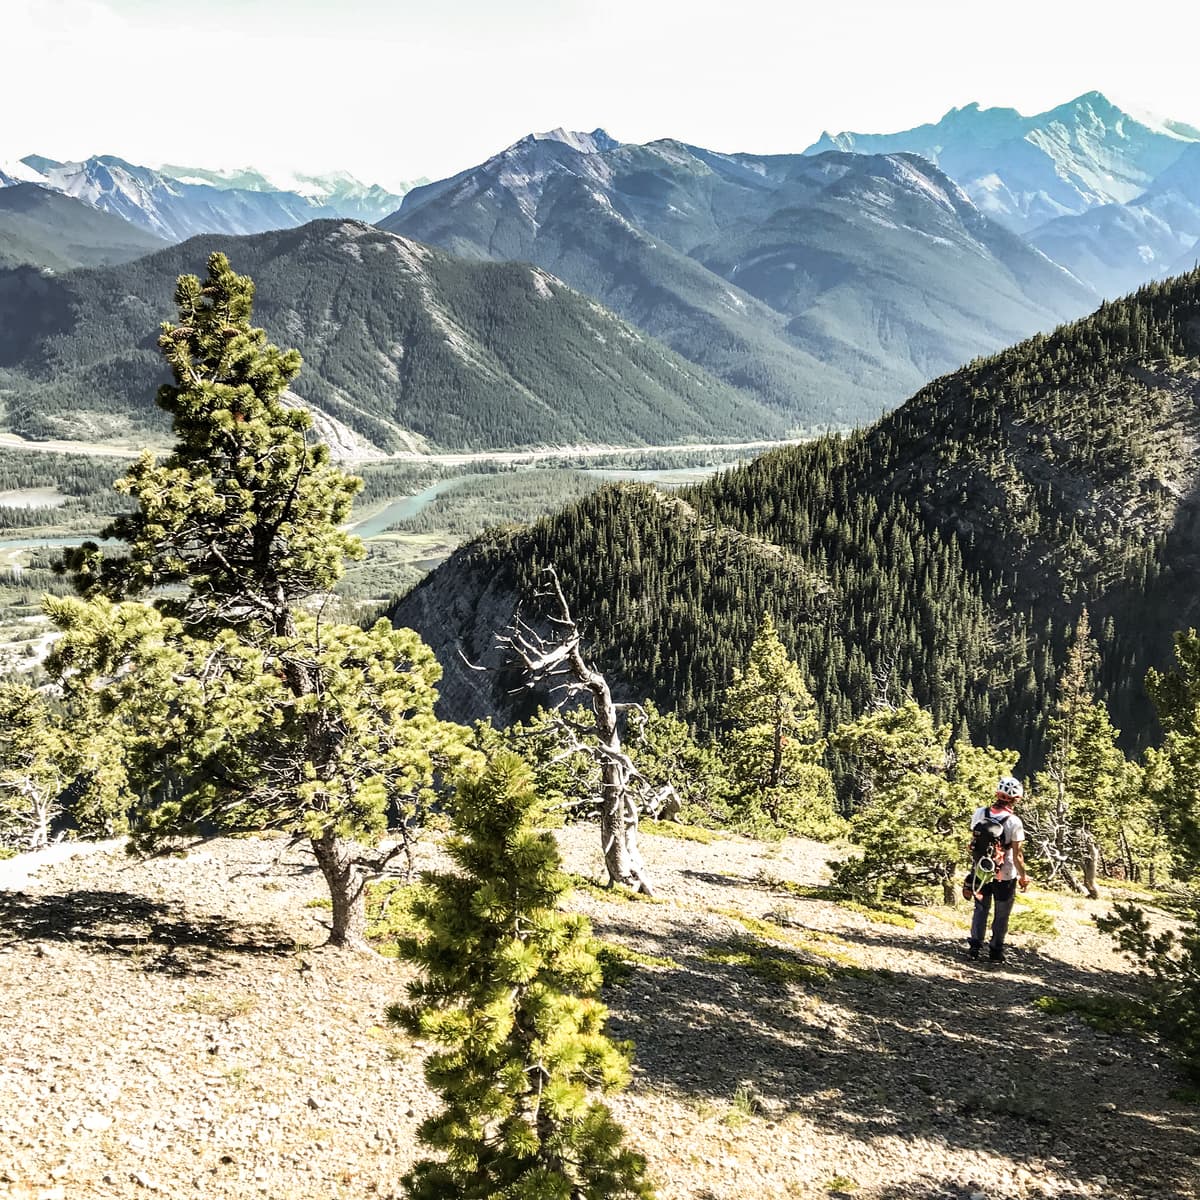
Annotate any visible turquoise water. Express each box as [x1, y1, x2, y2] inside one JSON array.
[[347, 477, 468, 539], [0, 479, 467, 555]]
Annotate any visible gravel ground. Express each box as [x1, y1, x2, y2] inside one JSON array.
[[0, 827, 1196, 1200]]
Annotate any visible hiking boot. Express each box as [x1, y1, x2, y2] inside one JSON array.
[[967, 944, 980, 961], [988, 948, 1007, 964]]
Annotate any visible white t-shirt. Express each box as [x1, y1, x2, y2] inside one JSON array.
[[971, 805, 1025, 881]]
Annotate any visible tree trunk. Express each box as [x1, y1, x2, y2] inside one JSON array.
[[1081, 833, 1101, 900], [30, 791, 50, 852], [498, 567, 657, 896], [1054, 777, 1067, 858], [1058, 862, 1086, 895], [311, 830, 371, 951], [594, 690, 654, 896], [1118, 825, 1136, 883], [770, 700, 783, 789]]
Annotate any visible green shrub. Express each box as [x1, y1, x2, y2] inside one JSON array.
[[1096, 901, 1200, 1079]]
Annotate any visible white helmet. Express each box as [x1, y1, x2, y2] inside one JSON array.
[[996, 775, 1024, 801]]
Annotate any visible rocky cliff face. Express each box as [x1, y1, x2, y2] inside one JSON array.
[[390, 536, 523, 725]]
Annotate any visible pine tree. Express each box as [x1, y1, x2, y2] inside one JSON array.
[[47, 253, 467, 946], [1034, 610, 1142, 893], [392, 752, 654, 1199], [830, 701, 1016, 904], [625, 700, 732, 829], [1146, 630, 1200, 872], [64, 251, 363, 630], [720, 615, 842, 838], [1094, 628, 1200, 1081], [0, 684, 74, 852]]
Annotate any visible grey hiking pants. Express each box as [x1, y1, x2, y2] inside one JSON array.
[[969, 878, 1018, 953]]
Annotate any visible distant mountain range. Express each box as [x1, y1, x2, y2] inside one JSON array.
[[1028, 143, 1200, 295], [1, 154, 414, 241], [802, 92, 1200, 299], [4, 92, 1200, 450], [806, 91, 1200, 233], [383, 131, 1094, 427], [155, 162, 427, 215], [0, 220, 781, 451]]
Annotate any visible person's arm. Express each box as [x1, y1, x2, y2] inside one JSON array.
[[1013, 840, 1029, 889]]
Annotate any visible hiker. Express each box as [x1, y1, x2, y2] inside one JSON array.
[[965, 775, 1029, 964]]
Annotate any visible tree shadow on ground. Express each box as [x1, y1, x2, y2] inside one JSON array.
[[0, 889, 295, 977], [864, 1182, 1010, 1200], [679, 869, 749, 889], [594, 905, 1200, 1200]]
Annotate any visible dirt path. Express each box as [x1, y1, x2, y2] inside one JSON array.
[[0, 829, 1195, 1200]]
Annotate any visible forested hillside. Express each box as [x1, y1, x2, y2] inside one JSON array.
[[394, 269, 1200, 763], [0, 184, 166, 271], [0, 220, 781, 450]]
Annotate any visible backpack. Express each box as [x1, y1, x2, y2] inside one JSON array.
[[964, 809, 1013, 900]]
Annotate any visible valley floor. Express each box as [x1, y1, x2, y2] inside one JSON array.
[[0, 829, 1196, 1200]]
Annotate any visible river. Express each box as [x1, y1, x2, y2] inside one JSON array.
[[0, 462, 739, 559]]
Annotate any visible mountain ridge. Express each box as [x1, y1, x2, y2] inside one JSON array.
[[2, 154, 410, 241], [384, 132, 1095, 427], [0, 184, 167, 271], [0, 219, 783, 451]]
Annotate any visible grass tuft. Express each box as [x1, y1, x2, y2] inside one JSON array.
[[1033, 992, 1151, 1035], [640, 819, 718, 844], [835, 899, 916, 928], [1010, 908, 1058, 935], [752, 871, 916, 927], [703, 936, 834, 986], [722, 1084, 761, 1128], [593, 940, 679, 987], [365, 880, 430, 956], [179, 991, 258, 1019]]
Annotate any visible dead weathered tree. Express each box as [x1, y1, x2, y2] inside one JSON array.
[[1021, 795, 1091, 896], [495, 567, 673, 895]]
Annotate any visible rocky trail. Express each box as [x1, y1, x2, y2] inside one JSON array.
[[0, 827, 1196, 1200]]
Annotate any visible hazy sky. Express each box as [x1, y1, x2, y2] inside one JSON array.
[[5, 0, 1200, 189]]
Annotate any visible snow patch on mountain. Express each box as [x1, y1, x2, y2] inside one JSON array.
[[0, 159, 46, 186], [531, 128, 619, 155], [155, 161, 414, 217]]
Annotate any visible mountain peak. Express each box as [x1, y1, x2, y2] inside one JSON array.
[[528, 128, 618, 155], [1070, 89, 1117, 109]]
